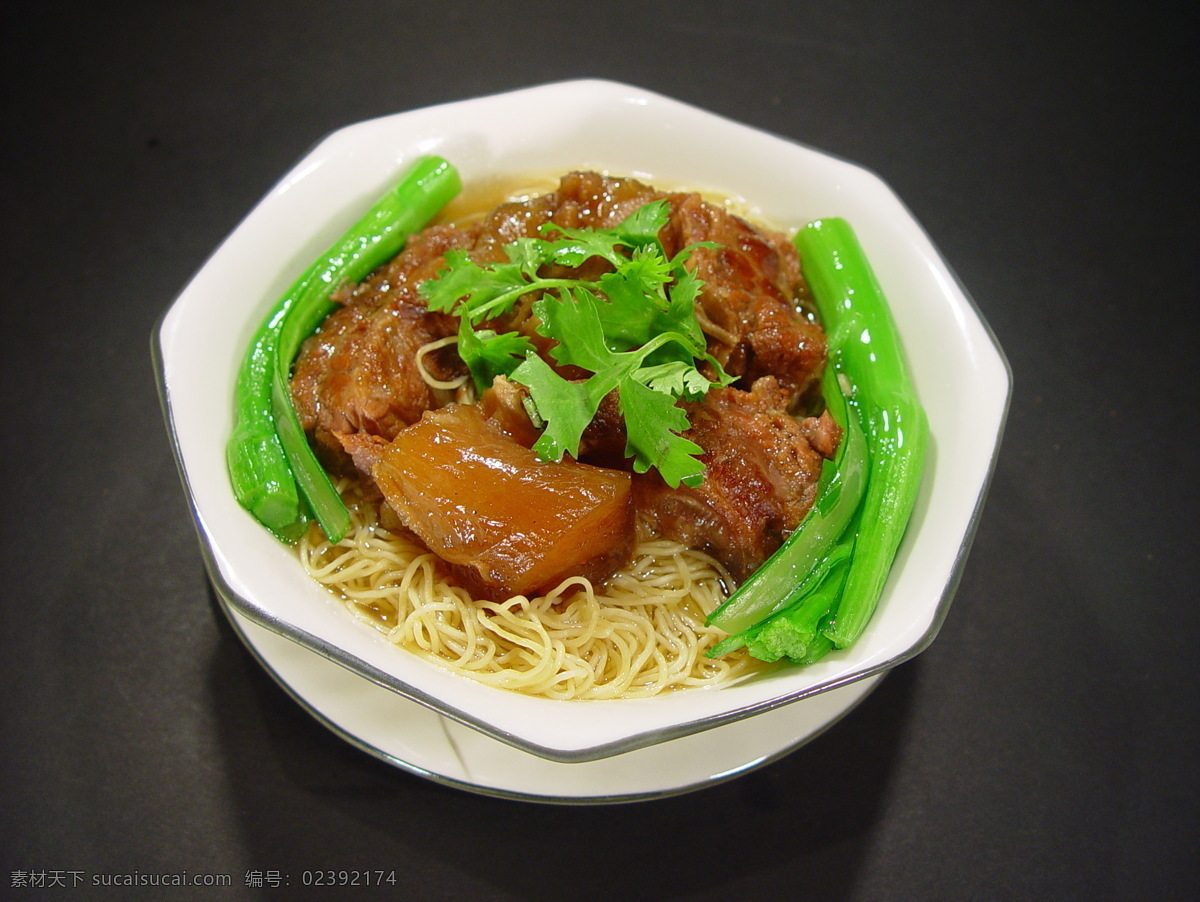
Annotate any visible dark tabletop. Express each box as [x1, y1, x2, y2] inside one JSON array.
[[2, 2, 1196, 899]]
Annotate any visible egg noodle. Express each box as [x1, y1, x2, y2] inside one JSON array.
[[297, 479, 764, 699]]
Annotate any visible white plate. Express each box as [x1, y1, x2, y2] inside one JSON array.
[[222, 599, 883, 803]]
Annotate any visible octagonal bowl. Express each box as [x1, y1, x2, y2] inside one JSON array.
[[155, 79, 1009, 764]]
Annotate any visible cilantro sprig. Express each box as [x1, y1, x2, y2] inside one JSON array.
[[419, 199, 731, 488]]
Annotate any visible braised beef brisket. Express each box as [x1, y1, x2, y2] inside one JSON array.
[[289, 172, 837, 580], [632, 378, 838, 581]]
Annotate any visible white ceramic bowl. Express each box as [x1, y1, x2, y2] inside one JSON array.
[[155, 79, 1009, 763]]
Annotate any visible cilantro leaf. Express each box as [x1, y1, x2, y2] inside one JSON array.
[[637, 360, 716, 400], [456, 324, 535, 390], [536, 232, 626, 269], [509, 353, 605, 462], [532, 288, 614, 374], [618, 378, 707, 487], [417, 197, 729, 484], [420, 250, 534, 324], [614, 198, 670, 247], [526, 289, 722, 486], [663, 260, 708, 347], [504, 236, 554, 272], [537, 198, 671, 266]]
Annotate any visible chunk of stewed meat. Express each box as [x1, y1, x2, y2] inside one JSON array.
[[290, 172, 825, 473], [290, 171, 838, 586], [632, 378, 840, 581]]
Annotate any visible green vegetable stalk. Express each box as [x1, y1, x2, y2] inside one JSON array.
[[797, 217, 928, 648], [227, 155, 462, 542], [706, 359, 868, 636], [708, 216, 928, 661], [745, 548, 850, 664]]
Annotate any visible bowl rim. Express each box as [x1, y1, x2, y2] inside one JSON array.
[[153, 78, 1012, 763]]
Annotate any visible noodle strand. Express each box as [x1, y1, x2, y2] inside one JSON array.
[[298, 480, 764, 699]]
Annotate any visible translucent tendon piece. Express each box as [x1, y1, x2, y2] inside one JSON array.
[[370, 404, 637, 600]]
